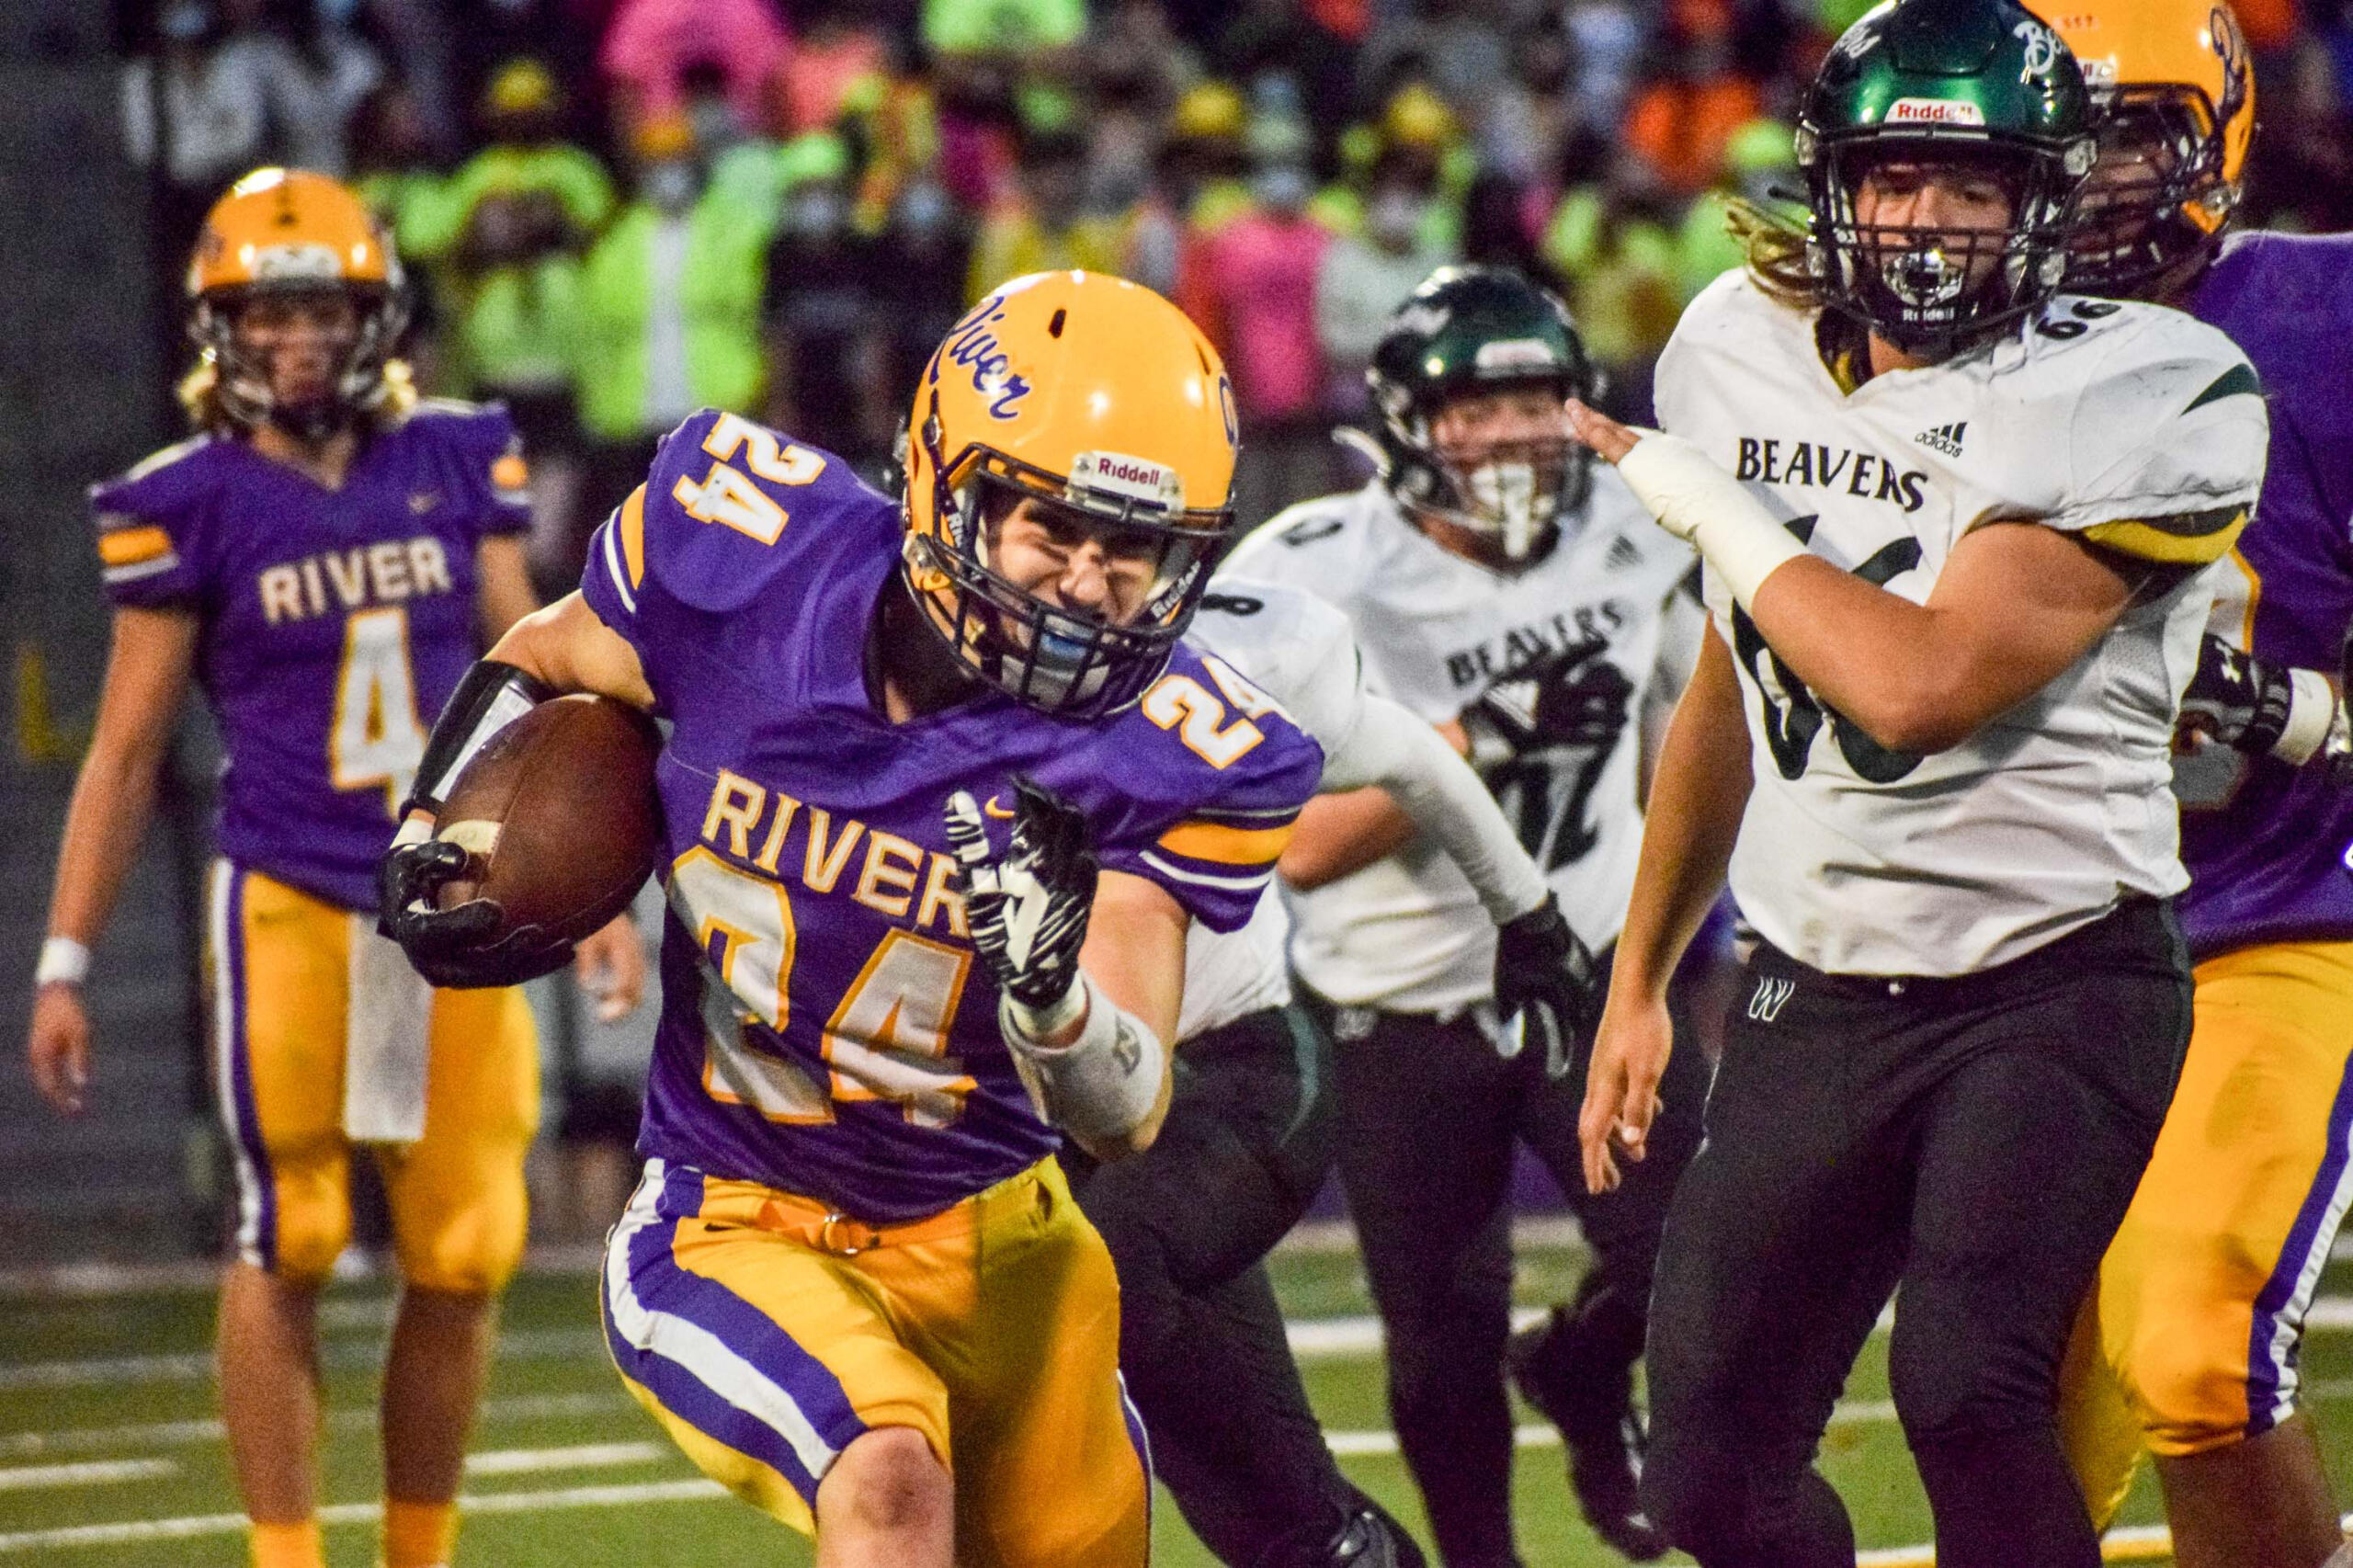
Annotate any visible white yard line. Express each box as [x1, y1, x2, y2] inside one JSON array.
[[463, 1443, 667, 1476], [0, 1392, 630, 1460], [1859, 1513, 2353, 1566], [0, 1458, 176, 1492], [0, 1480, 728, 1555], [0, 1327, 600, 1392]]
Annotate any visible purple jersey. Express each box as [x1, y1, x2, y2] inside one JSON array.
[[90, 403, 531, 911], [581, 410, 1324, 1222], [2179, 233, 2353, 957]]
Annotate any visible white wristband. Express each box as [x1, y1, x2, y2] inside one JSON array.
[[35, 937, 90, 989], [1617, 432, 1811, 608], [2276, 669, 2339, 766], [999, 971, 1165, 1143]]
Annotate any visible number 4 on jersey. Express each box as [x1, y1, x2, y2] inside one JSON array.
[[330, 607, 428, 815]]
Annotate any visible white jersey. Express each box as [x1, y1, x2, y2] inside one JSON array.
[[1658, 272, 2268, 976], [1219, 475, 1700, 1013], [1175, 583, 1372, 1040]]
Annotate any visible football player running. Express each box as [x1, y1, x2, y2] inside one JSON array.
[[381, 271, 1324, 1567], [1222, 266, 1706, 1566], [2021, 4, 2353, 1565], [1062, 574, 1605, 1568], [1567, 0, 2268, 1562], [23, 168, 643, 1568]]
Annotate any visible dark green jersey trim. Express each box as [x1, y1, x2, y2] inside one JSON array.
[[2184, 363, 2263, 415]]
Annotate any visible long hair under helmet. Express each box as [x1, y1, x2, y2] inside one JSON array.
[[1799, 0, 2098, 355], [900, 271, 1241, 720], [2024, 0, 2256, 294], [186, 167, 410, 438]]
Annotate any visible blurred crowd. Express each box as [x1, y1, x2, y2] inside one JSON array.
[[120, 0, 2353, 584]]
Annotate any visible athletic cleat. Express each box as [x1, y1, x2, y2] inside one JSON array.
[[1253, 1501, 1427, 1568], [1506, 1288, 1670, 1562]]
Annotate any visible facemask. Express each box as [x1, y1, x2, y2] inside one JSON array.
[[642, 162, 699, 214], [1366, 192, 1425, 250], [688, 99, 741, 153], [1254, 165, 1311, 214], [788, 188, 847, 239], [897, 181, 952, 240], [1465, 459, 1552, 561]]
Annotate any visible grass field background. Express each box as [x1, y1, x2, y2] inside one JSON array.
[[6, 1234, 2352, 1566]]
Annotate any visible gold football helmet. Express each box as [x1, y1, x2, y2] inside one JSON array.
[[2027, 0, 2256, 290], [186, 167, 409, 435], [901, 271, 1240, 717]]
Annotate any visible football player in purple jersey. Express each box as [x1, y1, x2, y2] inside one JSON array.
[[381, 272, 1325, 1566], [2026, 6, 2353, 1566], [24, 168, 642, 1568]]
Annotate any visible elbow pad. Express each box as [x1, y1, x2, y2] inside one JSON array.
[[405, 659, 553, 816], [1000, 971, 1165, 1144]]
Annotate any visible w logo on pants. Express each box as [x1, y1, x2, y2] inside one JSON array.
[[1746, 976, 1795, 1023]]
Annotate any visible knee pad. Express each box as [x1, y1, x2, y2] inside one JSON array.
[[388, 1158, 528, 1294], [1642, 1439, 1853, 1567], [2124, 1324, 2264, 1457], [251, 1144, 353, 1287]]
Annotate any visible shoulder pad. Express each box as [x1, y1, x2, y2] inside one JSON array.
[[1095, 643, 1327, 931], [2026, 301, 2268, 559], [1220, 488, 1382, 585], [633, 409, 893, 616], [89, 435, 223, 527], [1188, 577, 1363, 753]]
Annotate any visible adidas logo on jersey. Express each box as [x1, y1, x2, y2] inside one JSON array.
[[1605, 536, 1644, 573], [1915, 421, 1968, 458]]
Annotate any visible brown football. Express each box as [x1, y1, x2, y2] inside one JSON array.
[[432, 694, 662, 944]]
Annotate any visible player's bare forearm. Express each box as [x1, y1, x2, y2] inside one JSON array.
[[1741, 521, 2136, 754], [473, 534, 540, 642], [1279, 786, 1421, 890], [487, 592, 654, 711], [1066, 869, 1186, 1159], [1613, 624, 1750, 1004], [46, 608, 199, 945]]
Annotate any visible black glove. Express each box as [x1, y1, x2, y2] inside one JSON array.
[[943, 775, 1099, 1015], [1461, 638, 1632, 771], [1493, 893, 1602, 1080], [2178, 633, 2297, 755], [378, 836, 574, 989]]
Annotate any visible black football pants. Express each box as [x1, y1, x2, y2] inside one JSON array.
[[1305, 954, 1709, 1568], [1063, 1006, 1392, 1566], [1641, 897, 2193, 1568]]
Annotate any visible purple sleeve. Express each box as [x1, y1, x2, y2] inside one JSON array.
[[458, 403, 533, 537], [1095, 699, 1326, 934], [579, 410, 875, 708], [88, 449, 210, 609]]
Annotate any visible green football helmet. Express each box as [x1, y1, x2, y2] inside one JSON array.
[[1363, 267, 1597, 562], [1798, 0, 2098, 352]]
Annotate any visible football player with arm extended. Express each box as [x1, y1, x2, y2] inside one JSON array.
[[2016, 5, 2353, 1565], [1219, 266, 1705, 1565], [1569, 0, 2272, 1561], [21, 169, 642, 1568], [381, 272, 1324, 1567], [1057, 574, 1600, 1568]]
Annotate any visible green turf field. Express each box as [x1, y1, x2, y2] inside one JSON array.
[[6, 1237, 2350, 1565]]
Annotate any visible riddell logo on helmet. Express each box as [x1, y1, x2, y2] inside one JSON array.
[[248, 243, 347, 279], [1071, 451, 1182, 510], [1885, 98, 1986, 127]]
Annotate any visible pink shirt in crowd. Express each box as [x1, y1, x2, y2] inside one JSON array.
[[601, 0, 791, 131], [1192, 212, 1333, 425]]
